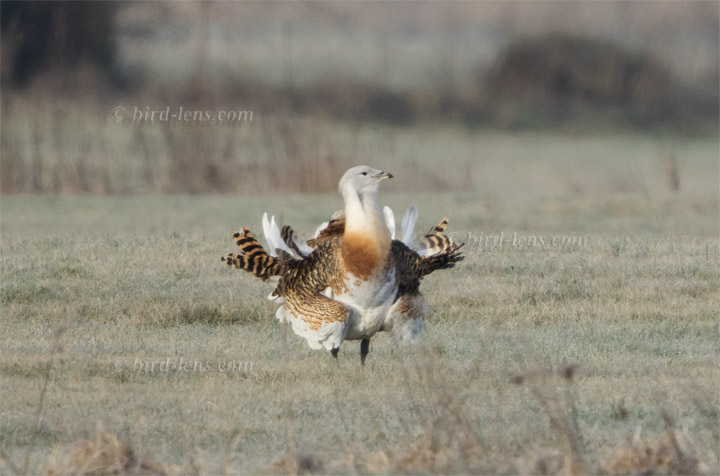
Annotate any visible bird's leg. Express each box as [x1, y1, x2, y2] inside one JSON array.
[[331, 347, 339, 364], [360, 339, 370, 367]]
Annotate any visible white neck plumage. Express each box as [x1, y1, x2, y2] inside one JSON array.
[[340, 188, 391, 279], [343, 190, 384, 235]]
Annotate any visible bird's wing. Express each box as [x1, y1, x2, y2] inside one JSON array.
[[381, 238, 462, 344], [277, 237, 354, 350], [279, 289, 350, 351], [224, 227, 352, 350]]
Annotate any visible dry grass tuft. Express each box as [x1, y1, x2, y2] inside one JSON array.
[[515, 448, 570, 476], [272, 453, 324, 476], [511, 364, 587, 475], [345, 353, 489, 475], [602, 430, 699, 475], [43, 431, 168, 476], [388, 391, 485, 474]]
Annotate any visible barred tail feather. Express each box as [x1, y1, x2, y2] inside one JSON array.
[[221, 227, 282, 281], [427, 217, 449, 235], [416, 217, 461, 257], [417, 234, 456, 257]]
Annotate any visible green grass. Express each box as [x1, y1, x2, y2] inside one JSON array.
[[1, 184, 718, 473]]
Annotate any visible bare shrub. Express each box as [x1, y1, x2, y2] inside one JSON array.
[[0, 3, 120, 87], [485, 34, 691, 128]]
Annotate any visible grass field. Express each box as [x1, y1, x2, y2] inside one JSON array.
[[1, 132, 719, 474]]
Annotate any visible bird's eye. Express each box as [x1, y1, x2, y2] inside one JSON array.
[[360, 171, 368, 176]]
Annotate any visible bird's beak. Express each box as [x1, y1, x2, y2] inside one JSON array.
[[375, 171, 393, 180]]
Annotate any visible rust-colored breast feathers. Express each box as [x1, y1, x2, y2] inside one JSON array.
[[341, 232, 385, 280]]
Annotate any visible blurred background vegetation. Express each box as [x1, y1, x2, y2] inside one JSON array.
[[1, 1, 718, 194]]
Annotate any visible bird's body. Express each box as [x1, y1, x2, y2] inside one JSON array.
[[334, 168, 396, 343], [222, 166, 463, 364]]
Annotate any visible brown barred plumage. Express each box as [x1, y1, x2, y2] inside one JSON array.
[[395, 293, 426, 319], [307, 219, 345, 248], [280, 225, 305, 257], [223, 227, 350, 328]]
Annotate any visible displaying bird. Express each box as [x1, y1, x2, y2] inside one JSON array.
[[278, 210, 460, 345], [222, 166, 463, 365]]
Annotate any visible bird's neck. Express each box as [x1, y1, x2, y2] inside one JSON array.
[[341, 190, 391, 279], [343, 190, 385, 233]]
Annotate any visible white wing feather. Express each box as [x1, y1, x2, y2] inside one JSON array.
[[261, 212, 277, 257], [292, 233, 314, 257], [313, 221, 329, 238], [415, 247, 434, 257], [383, 206, 396, 240], [270, 216, 295, 256], [401, 205, 418, 246]]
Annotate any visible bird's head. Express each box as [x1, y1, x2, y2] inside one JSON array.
[[338, 165, 393, 197]]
